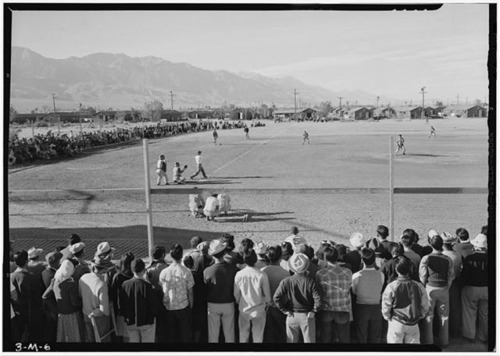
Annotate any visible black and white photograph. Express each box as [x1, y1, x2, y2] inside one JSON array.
[[4, 2, 495, 353]]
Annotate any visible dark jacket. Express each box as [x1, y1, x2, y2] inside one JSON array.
[[119, 277, 158, 327], [53, 279, 82, 315], [204, 261, 238, 304], [274, 273, 322, 314], [110, 271, 133, 316], [382, 277, 429, 326], [461, 251, 487, 287]]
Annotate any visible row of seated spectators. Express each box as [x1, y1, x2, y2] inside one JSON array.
[[9, 224, 488, 348], [8, 120, 264, 166]]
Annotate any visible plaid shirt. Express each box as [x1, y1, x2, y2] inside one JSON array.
[[315, 262, 352, 313]]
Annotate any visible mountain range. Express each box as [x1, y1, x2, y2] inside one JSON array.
[[9, 47, 395, 112]]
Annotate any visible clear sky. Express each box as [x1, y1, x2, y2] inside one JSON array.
[[10, 4, 490, 102]]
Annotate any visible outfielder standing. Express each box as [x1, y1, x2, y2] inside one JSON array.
[[190, 151, 208, 180], [395, 134, 406, 155], [156, 154, 168, 185], [303, 131, 310, 145], [429, 126, 436, 138]]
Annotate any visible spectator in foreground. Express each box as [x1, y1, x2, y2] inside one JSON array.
[[60, 233, 82, 261], [110, 253, 135, 342], [344, 232, 364, 273], [183, 255, 208, 343], [68, 242, 90, 283], [52, 260, 85, 342], [461, 233, 488, 343], [159, 244, 195, 343], [26, 247, 46, 276], [204, 239, 239, 343], [400, 234, 421, 270], [279, 241, 294, 273], [419, 235, 454, 347], [441, 232, 463, 338], [42, 251, 63, 288], [382, 258, 429, 344], [351, 248, 385, 344], [120, 258, 158, 343], [254, 241, 269, 269], [79, 256, 111, 342], [274, 253, 322, 343], [41, 250, 63, 343], [233, 249, 272, 343], [145, 245, 168, 342], [315, 246, 351, 344], [454, 228, 474, 261], [262, 245, 289, 343]]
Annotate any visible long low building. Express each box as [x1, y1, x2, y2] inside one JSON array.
[[273, 108, 317, 120]]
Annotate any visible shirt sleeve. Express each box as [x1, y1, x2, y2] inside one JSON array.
[[381, 283, 394, 321], [310, 278, 323, 313], [261, 273, 272, 305], [418, 282, 430, 318], [233, 275, 241, 304], [419, 256, 429, 285], [351, 272, 360, 296], [98, 284, 110, 316], [447, 256, 454, 284], [273, 279, 288, 314]]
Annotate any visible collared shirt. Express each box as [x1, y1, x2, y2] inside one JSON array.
[[315, 262, 352, 312], [159, 261, 194, 310], [352, 267, 385, 305], [79, 272, 110, 317], [195, 154, 202, 165], [234, 266, 271, 317]]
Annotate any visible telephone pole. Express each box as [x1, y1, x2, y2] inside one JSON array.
[[52, 93, 60, 134], [294, 89, 299, 120], [170, 91, 174, 110], [456, 94, 460, 105], [376, 96, 380, 109], [420, 87, 426, 119], [338, 96, 343, 108]]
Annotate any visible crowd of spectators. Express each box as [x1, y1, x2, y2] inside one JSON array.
[[8, 119, 262, 166], [9, 224, 488, 348]]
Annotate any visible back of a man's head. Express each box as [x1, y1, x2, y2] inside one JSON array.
[[429, 235, 444, 251], [377, 225, 389, 240], [391, 243, 405, 257], [69, 233, 81, 246], [456, 228, 469, 242], [170, 244, 183, 261], [14, 250, 28, 267], [323, 246, 339, 264], [361, 248, 376, 267], [267, 246, 282, 264], [395, 257, 411, 277], [243, 249, 258, 267], [290, 226, 299, 235], [400, 234, 413, 248]]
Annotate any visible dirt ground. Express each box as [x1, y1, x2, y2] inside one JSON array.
[[8, 118, 489, 256], [6, 117, 492, 351]]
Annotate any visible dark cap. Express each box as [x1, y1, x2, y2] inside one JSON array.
[[46, 251, 63, 266], [68, 234, 81, 245], [152, 246, 166, 260]]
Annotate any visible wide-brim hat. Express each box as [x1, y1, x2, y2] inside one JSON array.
[[255, 241, 268, 255], [28, 247, 43, 259], [95, 242, 115, 257], [288, 253, 310, 274], [91, 255, 112, 269], [428, 229, 439, 239], [208, 239, 227, 256], [350, 232, 365, 249], [441, 232, 457, 244], [471, 233, 487, 249], [69, 242, 85, 255]]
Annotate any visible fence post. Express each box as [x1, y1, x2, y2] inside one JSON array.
[[143, 139, 154, 260], [390, 136, 395, 241]]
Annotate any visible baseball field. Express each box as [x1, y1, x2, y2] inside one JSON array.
[[8, 117, 489, 261]]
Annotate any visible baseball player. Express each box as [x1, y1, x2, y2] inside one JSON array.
[[156, 154, 168, 185]]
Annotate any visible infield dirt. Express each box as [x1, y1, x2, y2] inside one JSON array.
[[8, 118, 489, 259]]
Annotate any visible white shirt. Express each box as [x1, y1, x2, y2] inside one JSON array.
[[284, 235, 308, 249], [195, 154, 202, 165], [233, 266, 271, 317], [204, 196, 219, 213]]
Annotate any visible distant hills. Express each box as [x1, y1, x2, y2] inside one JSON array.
[[9, 46, 395, 112]]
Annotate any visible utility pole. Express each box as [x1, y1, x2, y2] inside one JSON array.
[[338, 96, 343, 108], [52, 93, 59, 134], [170, 91, 174, 110], [420, 87, 426, 119], [456, 94, 460, 105], [377, 96, 380, 109], [294, 89, 298, 120]]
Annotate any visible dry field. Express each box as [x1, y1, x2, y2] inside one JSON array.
[[8, 118, 489, 261]]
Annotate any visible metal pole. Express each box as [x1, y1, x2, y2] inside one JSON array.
[[390, 136, 395, 241], [52, 93, 59, 135], [31, 120, 35, 137], [143, 139, 154, 261]]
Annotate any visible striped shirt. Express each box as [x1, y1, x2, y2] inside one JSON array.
[[315, 262, 352, 313]]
